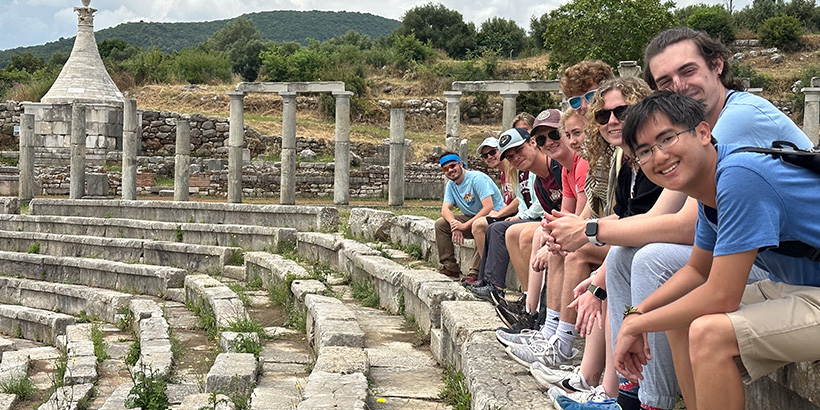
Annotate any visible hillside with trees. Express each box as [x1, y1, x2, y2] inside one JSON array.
[[0, 10, 400, 68]]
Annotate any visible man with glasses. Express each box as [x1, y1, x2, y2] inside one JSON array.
[[615, 91, 820, 410], [546, 28, 813, 410], [435, 152, 504, 279]]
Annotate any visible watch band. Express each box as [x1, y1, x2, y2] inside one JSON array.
[[587, 284, 607, 301], [585, 219, 606, 246]]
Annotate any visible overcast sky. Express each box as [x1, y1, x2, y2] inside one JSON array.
[[0, 0, 751, 51]]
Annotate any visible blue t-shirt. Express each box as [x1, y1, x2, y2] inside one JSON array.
[[713, 90, 813, 149], [694, 144, 820, 286], [444, 170, 504, 216]]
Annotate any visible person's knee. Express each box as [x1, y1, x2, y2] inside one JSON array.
[[472, 218, 487, 236], [435, 217, 448, 231], [689, 314, 736, 364]]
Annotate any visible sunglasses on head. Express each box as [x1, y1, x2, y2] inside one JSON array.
[[594, 105, 629, 125], [535, 129, 561, 147], [480, 148, 498, 159], [568, 89, 597, 109], [441, 162, 459, 172]]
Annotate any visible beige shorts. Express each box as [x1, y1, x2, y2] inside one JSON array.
[[727, 279, 820, 383]]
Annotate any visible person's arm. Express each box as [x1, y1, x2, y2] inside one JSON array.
[[441, 202, 456, 223], [492, 198, 518, 218], [517, 173, 545, 220], [545, 189, 692, 252], [459, 196, 496, 230]]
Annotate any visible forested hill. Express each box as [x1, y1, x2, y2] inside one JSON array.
[[0, 10, 400, 67]]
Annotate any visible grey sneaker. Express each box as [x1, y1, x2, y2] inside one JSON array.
[[547, 385, 614, 410], [495, 328, 547, 347], [471, 284, 504, 302], [505, 335, 578, 368]]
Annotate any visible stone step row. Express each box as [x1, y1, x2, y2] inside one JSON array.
[[0, 276, 130, 324], [184, 274, 248, 328], [348, 207, 521, 288], [0, 228, 240, 273], [28, 198, 339, 232], [0, 213, 296, 251], [0, 251, 186, 296], [0, 304, 74, 345], [61, 324, 98, 386]]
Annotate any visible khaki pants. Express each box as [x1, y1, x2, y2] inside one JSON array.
[[434, 215, 480, 273]]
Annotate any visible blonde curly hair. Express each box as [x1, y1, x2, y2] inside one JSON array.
[[584, 77, 652, 171]]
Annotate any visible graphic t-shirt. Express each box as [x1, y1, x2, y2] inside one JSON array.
[[443, 170, 504, 216]]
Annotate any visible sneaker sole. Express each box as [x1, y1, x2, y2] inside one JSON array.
[[530, 368, 573, 390], [495, 305, 515, 329]]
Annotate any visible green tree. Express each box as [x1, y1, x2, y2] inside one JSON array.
[[98, 39, 131, 59], [542, 0, 676, 69], [785, 0, 819, 32], [476, 17, 527, 57], [6, 53, 44, 74], [758, 14, 804, 49], [208, 17, 265, 81], [529, 13, 552, 51], [687, 5, 736, 44], [734, 0, 786, 31], [396, 3, 476, 58]]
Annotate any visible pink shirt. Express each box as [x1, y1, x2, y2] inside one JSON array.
[[562, 153, 589, 200]]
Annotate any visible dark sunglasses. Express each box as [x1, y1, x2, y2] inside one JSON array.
[[594, 105, 629, 125], [535, 129, 561, 146], [480, 148, 498, 159]]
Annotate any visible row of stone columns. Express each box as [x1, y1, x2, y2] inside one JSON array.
[[227, 90, 354, 205]]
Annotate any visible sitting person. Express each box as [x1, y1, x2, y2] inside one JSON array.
[[434, 152, 503, 278], [615, 90, 820, 410]]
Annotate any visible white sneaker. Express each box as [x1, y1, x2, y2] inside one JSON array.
[[548, 385, 610, 410], [495, 328, 548, 347], [530, 363, 589, 392], [505, 335, 578, 368]]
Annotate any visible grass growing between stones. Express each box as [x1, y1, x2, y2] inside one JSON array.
[[125, 338, 141, 367], [351, 278, 380, 308], [0, 375, 36, 400], [188, 302, 219, 339], [267, 274, 307, 333], [439, 365, 471, 410], [126, 366, 170, 410], [117, 305, 133, 331], [54, 353, 67, 388], [233, 333, 263, 358], [90, 324, 110, 363], [228, 248, 245, 266], [403, 315, 430, 348], [227, 316, 266, 340]]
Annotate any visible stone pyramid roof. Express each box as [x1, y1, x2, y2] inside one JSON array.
[[40, 2, 124, 106]]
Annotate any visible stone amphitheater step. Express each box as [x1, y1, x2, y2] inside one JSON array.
[[0, 276, 131, 324], [0, 228, 241, 273], [0, 303, 75, 345], [0, 251, 186, 296], [0, 214, 297, 251], [28, 198, 339, 232]]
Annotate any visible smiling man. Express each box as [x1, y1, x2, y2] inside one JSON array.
[[434, 152, 503, 279], [615, 91, 820, 410]]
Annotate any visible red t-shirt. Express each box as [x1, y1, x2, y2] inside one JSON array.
[[562, 153, 589, 200]]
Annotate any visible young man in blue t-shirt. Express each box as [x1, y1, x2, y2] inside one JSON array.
[[435, 152, 503, 278], [615, 91, 820, 410]]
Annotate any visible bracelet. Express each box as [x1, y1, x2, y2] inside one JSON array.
[[623, 305, 643, 318]]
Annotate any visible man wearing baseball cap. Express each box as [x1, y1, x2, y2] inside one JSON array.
[[435, 152, 504, 278]]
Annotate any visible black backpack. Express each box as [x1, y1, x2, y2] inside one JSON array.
[[730, 141, 820, 262]]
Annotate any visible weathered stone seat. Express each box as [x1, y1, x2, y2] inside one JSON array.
[[0, 251, 186, 295], [0, 214, 296, 251], [0, 229, 240, 273], [0, 276, 130, 324], [0, 304, 75, 344], [184, 275, 247, 328], [304, 294, 364, 350], [244, 251, 312, 286], [29, 198, 339, 232]]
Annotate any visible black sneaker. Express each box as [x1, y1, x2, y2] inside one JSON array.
[[471, 284, 505, 303], [494, 293, 526, 314], [496, 303, 538, 330]]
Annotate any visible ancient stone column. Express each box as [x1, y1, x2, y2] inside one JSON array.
[[70, 103, 86, 199], [18, 114, 35, 201], [174, 119, 191, 202], [617, 61, 642, 78], [389, 108, 406, 207], [444, 91, 462, 152], [333, 91, 353, 205], [121, 99, 138, 200], [500, 91, 519, 129], [227, 91, 245, 203], [280, 92, 297, 205], [802, 77, 820, 146]]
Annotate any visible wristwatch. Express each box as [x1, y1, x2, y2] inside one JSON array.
[[587, 284, 607, 301], [585, 219, 606, 246]]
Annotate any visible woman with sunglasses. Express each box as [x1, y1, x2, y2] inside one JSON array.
[[531, 77, 663, 407]]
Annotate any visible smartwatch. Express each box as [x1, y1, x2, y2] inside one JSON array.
[[587, 284, 607, 301], [585, 219, 606, 246]]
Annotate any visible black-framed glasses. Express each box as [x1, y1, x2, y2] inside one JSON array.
[[568, 89, 597, 109], [480, 148, 498, 159], [635, 126, 695, 165], [535, 129, 562, 147], [594, 105, 629, 125]]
